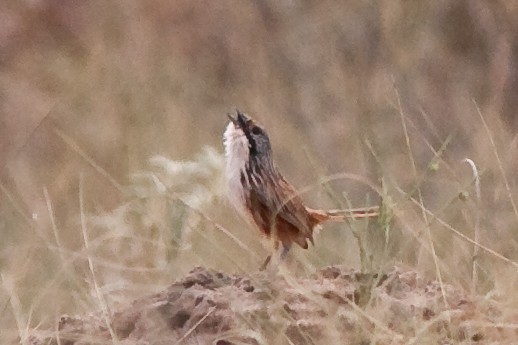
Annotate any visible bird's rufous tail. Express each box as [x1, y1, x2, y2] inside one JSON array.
[[307, 206, 379, 225]]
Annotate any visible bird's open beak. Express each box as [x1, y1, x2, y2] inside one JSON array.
[[236, 109, 249, 128], [227, 112, 238, 125], [227, 109, 249, 128]]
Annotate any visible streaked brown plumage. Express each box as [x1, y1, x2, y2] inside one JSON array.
[[223, 110, 378, 267]]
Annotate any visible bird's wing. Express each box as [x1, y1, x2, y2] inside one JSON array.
[[248, 173, 314, 245]]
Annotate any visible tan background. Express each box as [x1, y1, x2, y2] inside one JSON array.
[[1, 0, 518, 338]]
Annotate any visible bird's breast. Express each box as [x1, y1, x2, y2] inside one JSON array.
[[223, 122, 250, 217]]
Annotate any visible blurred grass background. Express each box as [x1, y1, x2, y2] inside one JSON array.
[[2, 0, 518, 342]]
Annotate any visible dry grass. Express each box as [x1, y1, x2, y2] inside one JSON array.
[[2, 1, 518, 343]]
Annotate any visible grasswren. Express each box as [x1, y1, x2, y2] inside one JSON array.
[[223, 110, 378, 268]]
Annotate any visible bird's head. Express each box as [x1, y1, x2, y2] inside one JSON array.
[[225, 109, 271, 158]]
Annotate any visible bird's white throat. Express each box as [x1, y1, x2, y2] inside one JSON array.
[[223, 122, 250, 217]]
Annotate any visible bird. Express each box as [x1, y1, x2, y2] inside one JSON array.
[[223, 109, 379, 269]]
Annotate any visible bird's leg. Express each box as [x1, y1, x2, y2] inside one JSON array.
[[260, 240, 289, 271], [259, 255, 272, 271], [261, 242, 292, 272], [279, 243, 291, 261], [259, 240, 279, 271]]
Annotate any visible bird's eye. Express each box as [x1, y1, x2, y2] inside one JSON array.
[[251, 126, 261, 135]]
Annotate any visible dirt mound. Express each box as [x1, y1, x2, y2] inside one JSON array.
[[29, 266, 510, 344]]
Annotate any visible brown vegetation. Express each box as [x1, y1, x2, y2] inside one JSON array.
[[2, 1, 518, 343]]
